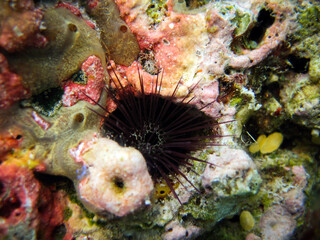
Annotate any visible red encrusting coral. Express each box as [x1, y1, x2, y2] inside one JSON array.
[[0, 129, 23, 161], [62, 55, 106, 107], [0, 54, 30, 109], [0, 0, 47, 52], [56, 2, 96, 29], [0, 164, 64, 239]]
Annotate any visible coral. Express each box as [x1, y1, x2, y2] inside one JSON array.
[[202, 147, 262, 196], [115, 0, 211, 95], [293, 5, 320, 60], [0, 0, 319, 239], [162, 221, 201, 240], [259, 205, 296, 240], [280, 73, 320, 129], [246, 233, 261, 240], [0, 0, 47, 52], [85, 0, 140, 66], [5, 7, 106, 95], [0, 129, 22, 161], [73, 137, 154, 217], [0, 163, 64, 239], [229, 2, 296, 68], [146, 0, 168, 27], [0, 53, 29, 109], [62, 55, 106, 107]]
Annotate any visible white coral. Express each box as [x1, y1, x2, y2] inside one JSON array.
[[201, 147, 261, 196]]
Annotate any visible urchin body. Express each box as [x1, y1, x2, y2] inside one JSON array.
[[97, 68, 220, 203]]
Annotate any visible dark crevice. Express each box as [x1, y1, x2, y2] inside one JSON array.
[[247, 8, 275, 44], [287, 55, 310, 73], [0, 194, 22, 218]]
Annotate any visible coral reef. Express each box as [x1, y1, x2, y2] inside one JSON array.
[[0, 0, 319, 239]]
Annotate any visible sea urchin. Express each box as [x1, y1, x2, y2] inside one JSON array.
[[92, 64, 221, 204]]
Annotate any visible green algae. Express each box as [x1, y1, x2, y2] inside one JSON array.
[[296, 5, 320, 40], [283, 83, 320, 128], [178, 0, 209, 10], [86, 0, 140, 66], [309, 58, 320, 83], [21, 87, 64, 117], [204, 220, 247, 240], [231, 11, 252, 37], [218, 4, 253, 38], [146, 0, 168, 27], [63, 207, 73, 221], [71, 70, 87, 85], [66, 182, 96, 221], [6, 7, 105, 95], [292, 6, 320, 81]]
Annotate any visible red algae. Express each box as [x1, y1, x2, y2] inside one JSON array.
[[0, 0, 47, 53], [0, 53, 29, 109], [0, 163, 64, 239], [62, 55, 105, 107]]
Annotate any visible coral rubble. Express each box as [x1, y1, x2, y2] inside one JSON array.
[[0, 0, 319, 239]]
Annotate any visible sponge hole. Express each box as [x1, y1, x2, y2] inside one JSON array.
[[74, 113, 84, 123], [120, 25, 128, 33], [68, 23, 78, 32]]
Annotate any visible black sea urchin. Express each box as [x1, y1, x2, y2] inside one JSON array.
[[93, 64, 221, 204]]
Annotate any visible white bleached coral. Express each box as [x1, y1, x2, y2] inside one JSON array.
[[201, 147, 261, 196], [162, 220, 201, 240], [72, 137, 154, 217]]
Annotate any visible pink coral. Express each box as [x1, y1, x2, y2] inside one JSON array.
[[115, 0, 208, 96], [229, 2, 295, 69], [259, 205, 296, 240], [281, 166, 308, 217], [114, 0, 295, 88], [70, 137, 154, 217], [201, 147, 260, 195], [162, 221, 201, 240], [259, 165, 308, 240], [62, 55, 106, 107], [246, 233, 261, 240]]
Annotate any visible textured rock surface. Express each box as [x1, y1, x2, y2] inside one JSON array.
[[0, 0, 319, 239]]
